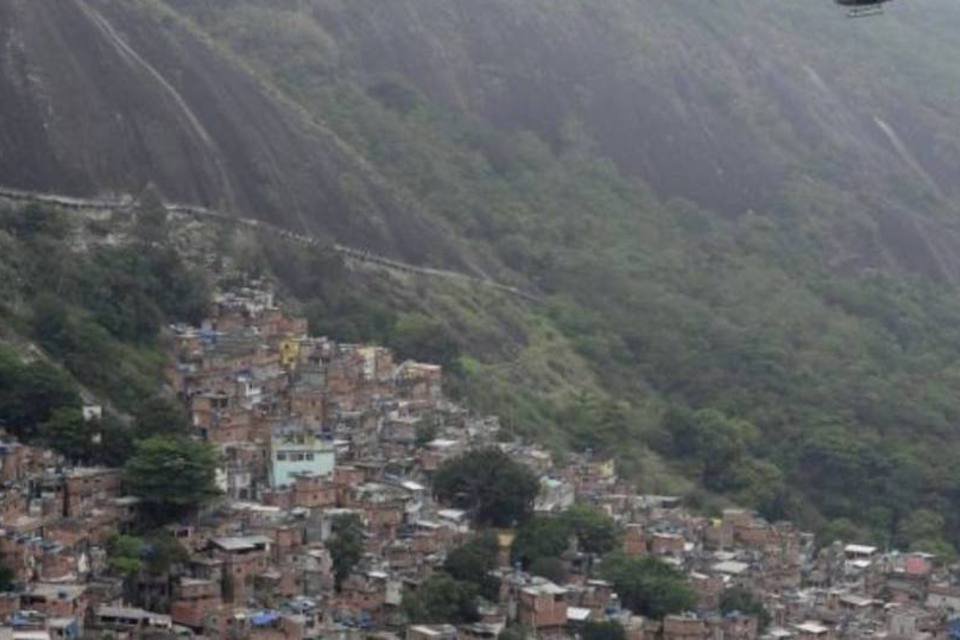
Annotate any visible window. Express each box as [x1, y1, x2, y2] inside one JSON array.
[[276, 453, 287, 461], [306, 453, 314, 461]]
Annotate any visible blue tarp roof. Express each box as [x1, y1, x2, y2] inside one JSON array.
[[251, 611, 281, 627]]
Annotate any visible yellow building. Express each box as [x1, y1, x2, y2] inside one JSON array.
[[279, 338, 301, 369]]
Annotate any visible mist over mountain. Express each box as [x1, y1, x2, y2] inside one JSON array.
[[5, 0, 960, 545]]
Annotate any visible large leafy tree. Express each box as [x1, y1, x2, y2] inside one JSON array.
[[598, 553, 695, 619], [0, 347, 79, 440], [562, 504, 621, 555], [391, 313, 462, 372], [134, 396, 191, 440], [0, 563, 15, 591], [529, 557, 568, 584], [664, 407, 758, 492], [443, 532, 501, 599], [40, 407, 97, 463], [123, 436, 220, 522], [403, 574, 480, 625], [433, 448, 539, 527], [512, 505, 620, 568], [511, 516, 572, 568], [326, 513, 366, 591], [107, 535, 146, 577]]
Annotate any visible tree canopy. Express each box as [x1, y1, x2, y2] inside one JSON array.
[[403, 574, 480, 625], [134, 396, 191, 440], [443, 531, 501, 600], [511, 515, 572, 569], [123, 436, 220, 522], [40, 407, 98, 464], [0, 347, 79, 441], [512, 505, 620, 569], [326, 513, 366, 591], [433, 448, 539, 527], [0, 563, 15, 592], [598, 553, 695, 619], [562, 504, 621, 555]]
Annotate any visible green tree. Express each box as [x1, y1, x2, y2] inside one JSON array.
[[134, 186, 169, 245], [666, 408, 758, 491], [326, 513, 365, 591], [598, 553, 695, 619], [529, 556, 568, 584], [403, 574, 480, 624], [3, 203, 70, 240], [562, 504, 621, 555], [433, 448, 539, 527], [443, 532, 501, 599], [141, 532, 190, 575], [511, 516, 572, 568], [40, 407, 97, 463], [561, 393, 632, 454], [97, 415, 136, 467], [897, 509, 946, 547], [30, 294, 74, 359], [733, 459, 786, 519], [134, 396, 190, 440], [74, 246, 210, 341], [818, 518, 868, 548], [415, 421, 439, 447], [123, 437, 220, 522], [720, 587, 771, 631], [0, 347, 79, 440], [107, 535, 146, 577], [583, 621, 627, 640], [30, 295, 113, 388], [0, 563, 15, 591], [391, 313, 462, 372], [897, 509, 957, 559], [513, 506, 619, 568]]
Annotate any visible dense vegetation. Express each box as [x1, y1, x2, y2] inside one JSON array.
[[433, 448, 540, 528], [598, 554, 697, 620], [0, 202, 208, 413], [0, 201, 218, 523], [426, 455, 693, 621], [511, 506, 621, 570], [405, 531, 499, 624], [123, 436, 221, 523], [403, 574, 481, 625]]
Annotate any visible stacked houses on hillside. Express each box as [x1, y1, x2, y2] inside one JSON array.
[[2, 282, 959, 640]]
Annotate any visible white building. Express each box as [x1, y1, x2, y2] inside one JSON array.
[[269, 427, 335, 488]]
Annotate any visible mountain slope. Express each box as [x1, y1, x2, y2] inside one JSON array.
[[0, 0, 476, 266], [7, 0, 960, 547], [208, 0, 960, 279]]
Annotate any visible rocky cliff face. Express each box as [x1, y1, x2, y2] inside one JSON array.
[[0, 0, 466, 265], [5, 0, 960, 278]]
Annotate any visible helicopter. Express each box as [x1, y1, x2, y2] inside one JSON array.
[[835, 0, 894, 17]]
